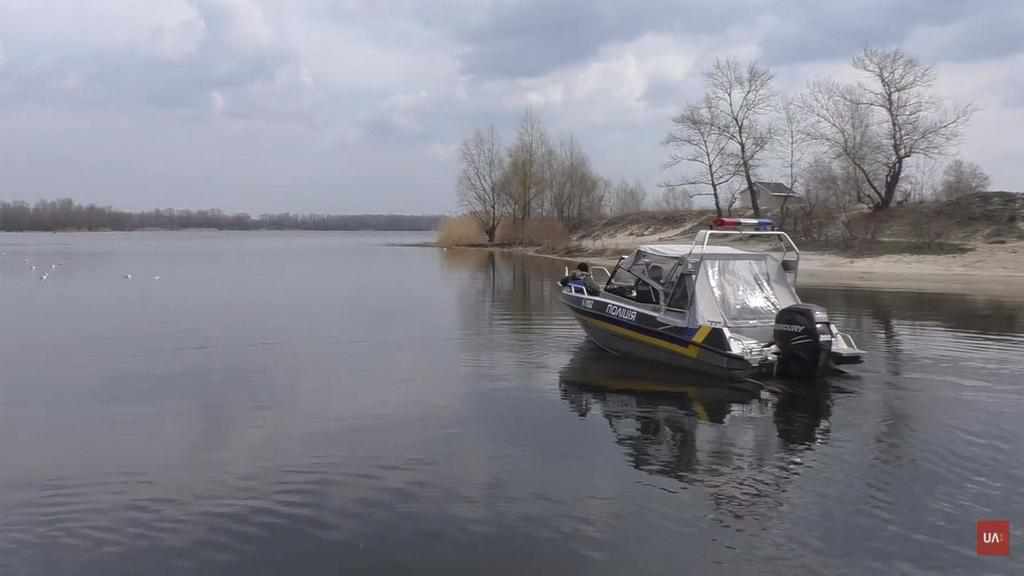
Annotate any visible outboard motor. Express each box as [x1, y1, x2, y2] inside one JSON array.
[[774, 303, 833, 380]]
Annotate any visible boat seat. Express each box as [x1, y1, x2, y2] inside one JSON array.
[[634, 281, 658, 305]]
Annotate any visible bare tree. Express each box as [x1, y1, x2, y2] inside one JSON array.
[[613, 180, 647, 215], [777, 97, 807, 195], [567, 164, 606, 225], [548, 135, 603, 227], [595, 177, 614, 216], [457, 126, 505, 242], [663, 95, 739, 217], [803, 48, 972, 210], [723, 186, 741, 216], [795, 156, 864, 241], [775, 97, 808, 228], [939, 159, 990, 200], [577, 173, 606, 222], [897, 157, 941, 204], [801, 81, 882, 207], [797, 157, 837, 240], [658, 186, 692, 211], [706, 59, 774, 217], [503, 109, 551, 230], [548, 137, 574, 223]]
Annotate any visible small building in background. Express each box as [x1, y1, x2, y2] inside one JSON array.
[[736, 181, 802, 213]]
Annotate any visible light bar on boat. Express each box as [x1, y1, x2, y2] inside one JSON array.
[[712, 217, 775, 230]]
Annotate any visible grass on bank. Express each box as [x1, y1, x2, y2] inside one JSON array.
[[436, 216, 569, 248], [436, 215, 486, 247]]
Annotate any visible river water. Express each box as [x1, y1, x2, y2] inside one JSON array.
[[0, 231, 1021, 575]]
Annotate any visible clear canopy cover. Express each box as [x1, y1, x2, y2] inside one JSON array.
[[703, 259, 782, 323]]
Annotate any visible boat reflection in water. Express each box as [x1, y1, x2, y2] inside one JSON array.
[[559, 342, 837, 520]]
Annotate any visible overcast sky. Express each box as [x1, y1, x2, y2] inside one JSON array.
[[0, 0, 1021, 214]]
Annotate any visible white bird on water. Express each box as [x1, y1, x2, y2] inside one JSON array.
[[40, 273, 48, 281], [152, 275, 161, 280], [123, 273, 133, 280]]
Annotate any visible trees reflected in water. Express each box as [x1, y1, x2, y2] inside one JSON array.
[[443, 248, 570, 324]]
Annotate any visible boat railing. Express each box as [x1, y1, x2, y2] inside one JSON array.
[[690, 229, 801, 282], [567, 284, 592, 297]]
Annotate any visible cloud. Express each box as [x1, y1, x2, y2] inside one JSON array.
[[755, 0, 1024, 65], [454, 0, 760, 79], [210, 90, 226, 115], [0, 0, 1021, 214], [0, 1, 204, 59], [902, 4, 1024, 63], [150, 5, 208, 62], [0, 1, 289, 117]]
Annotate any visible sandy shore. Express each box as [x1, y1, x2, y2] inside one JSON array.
[[794, 244, 1024, 297]]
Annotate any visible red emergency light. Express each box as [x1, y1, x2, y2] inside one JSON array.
[[712, 217, 775, 230]]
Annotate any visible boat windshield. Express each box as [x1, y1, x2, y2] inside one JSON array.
[[604, 251, 679, 306], [704, 258, 781, 323], [608, 252, 676, 287], [630, 252, 677, 286]]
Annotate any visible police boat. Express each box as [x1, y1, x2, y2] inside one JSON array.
[[558, 218, 865, 380]]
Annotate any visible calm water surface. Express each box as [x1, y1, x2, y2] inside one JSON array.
[[0, 231, 1022, 575]]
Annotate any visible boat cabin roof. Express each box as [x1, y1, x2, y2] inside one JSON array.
[[637, 244, 758, 258], [637, 244, 689, 257]]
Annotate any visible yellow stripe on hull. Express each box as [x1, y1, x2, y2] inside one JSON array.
[[576, 314, 713, 360]]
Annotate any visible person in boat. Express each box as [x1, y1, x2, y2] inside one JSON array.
[[560, 262, 601, 294], [641, 264, 664, 304]]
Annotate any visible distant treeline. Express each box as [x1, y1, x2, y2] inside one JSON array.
[[0, 199, 441, 232]]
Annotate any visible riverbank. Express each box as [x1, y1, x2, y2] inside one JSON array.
[[437, 241, 1024, 299], [796, 244, 1024, 295], [437, 192, 1024, 297]]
